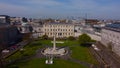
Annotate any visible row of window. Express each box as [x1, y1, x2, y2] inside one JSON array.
[[44, 25, 73, 28], [45, 32, 73, 36], [44, 29, 73, 32]]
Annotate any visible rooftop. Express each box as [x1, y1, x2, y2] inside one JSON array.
[[106, 23, 120, 29], [44, 22, 73, 25], [104, 23, 120, 32]]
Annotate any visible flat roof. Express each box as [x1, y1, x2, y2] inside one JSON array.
[[106, 23, 120, 29], [103, 23, 120, 32], [44, 22, 74, 25]]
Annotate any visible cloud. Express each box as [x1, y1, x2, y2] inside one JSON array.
[[0, 0, 120, 19], [0, 2, 29, 16]]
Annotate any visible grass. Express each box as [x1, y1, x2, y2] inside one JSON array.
[[6, 39, 98, 68], [71, 46, 97, 64], [7, 58, 87, 68], [6, 41, 43, 61], [39, 40, 97, 64]]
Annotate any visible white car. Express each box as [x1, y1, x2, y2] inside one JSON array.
[[2, 49, 10, 53], [94, 47, 100, 51]]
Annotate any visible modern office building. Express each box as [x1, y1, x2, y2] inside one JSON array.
[[43, 22, 75, 38], [101, 23, 120, 56]]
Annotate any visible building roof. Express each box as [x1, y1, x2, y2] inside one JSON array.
[[44, 22, 73, 25], [103, 23, 120, 32], [106, 23, 120, 29]]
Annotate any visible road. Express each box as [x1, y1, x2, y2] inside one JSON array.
[[2, 40, 31, 59], [90, 42, 120, 68]]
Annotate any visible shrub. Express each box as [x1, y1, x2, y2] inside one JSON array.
[[68, 36, 76, 41], [78, 33, 91, 46], [41, 34, 48, 40]]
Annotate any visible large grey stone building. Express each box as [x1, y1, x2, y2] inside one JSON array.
[[101, 23, 120, 56], [43, 22, 75, 38]]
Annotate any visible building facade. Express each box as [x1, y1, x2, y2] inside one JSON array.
[[32, 24, 43, 38], [101, 23, 120, 56], [43, 23, 75, 38], [0, 25, 22, 49], [0, 15, 10, 24]]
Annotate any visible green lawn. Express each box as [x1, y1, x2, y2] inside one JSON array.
[[71, 46, 97, 64], [7, 58, 87, 68], [39, 40, 97, 64], [6, 41, 43, 61], [6, 39, 98, 68]]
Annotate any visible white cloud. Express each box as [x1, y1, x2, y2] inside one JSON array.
[[0, 2, 29, 16], [0, 0, 119, 19]]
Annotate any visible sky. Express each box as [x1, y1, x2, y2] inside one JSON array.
[[0, 0, 120, 19]]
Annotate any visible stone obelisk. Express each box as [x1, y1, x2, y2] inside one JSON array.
[[52, 27, 56, 51]]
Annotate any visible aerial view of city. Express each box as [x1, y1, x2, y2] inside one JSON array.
[[0, 0, 120, 68]]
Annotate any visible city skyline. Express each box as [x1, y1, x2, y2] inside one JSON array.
[[0, 0, 120, 19]]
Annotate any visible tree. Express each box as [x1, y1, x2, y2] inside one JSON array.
[[42, 34, 48, 40], [78, 33, 91, 46], [22, 17, 28, 22], [68, 36, 76, 41], [28, 26, 33, 33]]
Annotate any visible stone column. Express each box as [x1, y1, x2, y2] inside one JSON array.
[[53, 34, 56, 51], [53, 26, 56, 51]]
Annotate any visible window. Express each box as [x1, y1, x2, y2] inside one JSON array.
[[69, 33, 70, 35], [51, 33, 52, 35], [66, 25, 68, 27], [58, 33, 62, 36], [69, 29, 70, 31]]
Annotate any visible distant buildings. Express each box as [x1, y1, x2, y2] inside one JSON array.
[[0, 15, 10, 24], [0, 15, 33, 49], [43, 22, 74, 38], [101, 23, 120, 56], [85, 19, 99, 25]]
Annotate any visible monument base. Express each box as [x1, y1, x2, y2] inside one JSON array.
[[43, 47, 66, 56]]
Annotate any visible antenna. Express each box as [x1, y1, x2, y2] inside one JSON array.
[[85, 13, 88, 24]]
